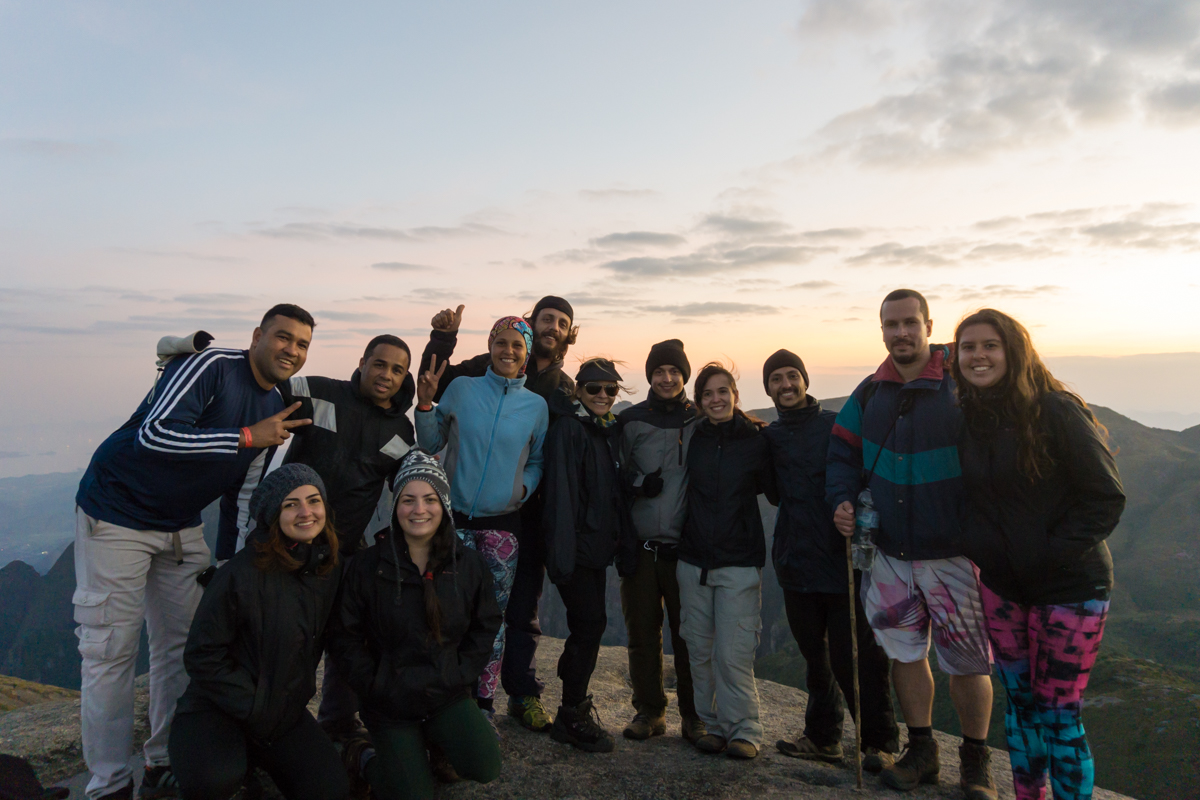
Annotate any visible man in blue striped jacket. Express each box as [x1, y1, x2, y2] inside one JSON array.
[[73, 305, 315, 800], [826, 290, 997, 800]]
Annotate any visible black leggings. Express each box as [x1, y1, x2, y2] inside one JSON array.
[[169, 706, 348, 800], [555, 566, 608, 707]]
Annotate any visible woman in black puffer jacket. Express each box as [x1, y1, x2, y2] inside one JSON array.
[[170, 464, 347, 800], [329, 449, 502, 800], [677, 362, 776, 762]]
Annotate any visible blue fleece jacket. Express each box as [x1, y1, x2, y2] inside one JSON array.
[[415, 367, 548, 519]]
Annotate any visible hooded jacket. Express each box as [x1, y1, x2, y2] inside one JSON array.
[[328, 533, 501, 722], [541, 392, 635, 584], [419, 329, 574, 403], [679, 414, 777, 572], [415, 367, 548, 520], [177, 536, 340, 744], [959, 391, 1125, 606], [826, 345, 965, 562], [616, 392, 699, 548], [280, 369, 416, 553], [763, 401, 848, 594]]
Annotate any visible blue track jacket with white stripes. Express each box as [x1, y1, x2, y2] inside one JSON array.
[[76, 348, 284, 543]]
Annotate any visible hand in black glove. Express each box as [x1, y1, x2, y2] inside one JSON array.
[[640, 468, 664, 498]]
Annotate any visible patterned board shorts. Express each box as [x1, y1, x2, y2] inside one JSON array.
[[861, 551, 993, 676]]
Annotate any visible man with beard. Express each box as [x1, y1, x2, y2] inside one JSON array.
[[826, 290, 996, 800], [73, 304, 315, 800], [418, 296, 576, 732]]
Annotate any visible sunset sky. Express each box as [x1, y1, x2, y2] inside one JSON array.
[[3, 1, 1200, 477]]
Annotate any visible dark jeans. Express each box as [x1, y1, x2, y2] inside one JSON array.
[[554, 566, 608, 707], [619, 546, 696, 720], [363, 697, 501, 800], [169, 706, 347, 800], [783, 583, 900, 753], [501, 515, 546, 699]]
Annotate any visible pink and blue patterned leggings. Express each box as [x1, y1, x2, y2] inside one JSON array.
[[981, 583, 1108, 800], [460, 528, 519, 702]]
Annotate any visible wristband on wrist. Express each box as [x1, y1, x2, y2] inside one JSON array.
[[241, 427, 253, 448], [416, 403, 433, 412]]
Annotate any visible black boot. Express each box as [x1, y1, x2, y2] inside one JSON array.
[[550, 696, 615, 753]]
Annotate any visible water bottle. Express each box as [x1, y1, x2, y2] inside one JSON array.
[[852, 488, 878, 571]]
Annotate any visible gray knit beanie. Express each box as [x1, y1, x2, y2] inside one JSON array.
[[249, 463, 328, 531]]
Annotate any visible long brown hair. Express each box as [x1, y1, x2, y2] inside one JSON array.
[[254, 516, 340, 576], [693, 361, 765, 429], [952, 308, 1100, 480], [390, 490, 458, 645]]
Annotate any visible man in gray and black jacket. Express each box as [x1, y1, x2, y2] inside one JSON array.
[[615, 339, 705, 743]]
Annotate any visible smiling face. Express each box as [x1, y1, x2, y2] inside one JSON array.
[[278, 485, 325, 544], [881, 297, 932, 366], [250, 315, 312, 386], [651, 364, 684, 400], [395, 480, 444, 547], [531, 308, 571, 361], [577, 382, 617, 416], [358, 343, 410, 408], [768, 366, 807, 410], [957, 323, 1008, 390], [490, 328, 528, 379], [700, 373, 737, 423]]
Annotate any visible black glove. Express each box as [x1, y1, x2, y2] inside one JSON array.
[[640, 468, 664, 498]]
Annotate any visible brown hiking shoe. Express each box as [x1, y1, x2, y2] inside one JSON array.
[[862, 746, 896, 773], [880, 735, 940, 791], [776, 736, 843, 763], [726, 739, 758, 760], [681, 716, 707, 743], [694, 733, 727, 754], [622, 711, 667, 740], [958, 742, 998, 800]]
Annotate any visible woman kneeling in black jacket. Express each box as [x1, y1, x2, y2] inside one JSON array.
[[169, 464, 347, 800], [542, 358, 634, 753], [330, 450, 502, 800]]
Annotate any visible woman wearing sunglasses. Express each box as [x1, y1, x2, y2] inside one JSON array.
[[540, 358, 635, 753]]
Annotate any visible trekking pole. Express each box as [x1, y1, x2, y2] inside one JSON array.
[[846, 538, 863, 790]]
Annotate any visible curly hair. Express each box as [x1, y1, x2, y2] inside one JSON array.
[[692, 361, 765, 428], [952, 308, 1100, 480]]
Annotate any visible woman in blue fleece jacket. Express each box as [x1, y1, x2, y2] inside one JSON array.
[[414, 315, 548, 726]]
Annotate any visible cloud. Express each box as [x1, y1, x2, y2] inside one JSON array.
[[254, 222, 505, 241], [174, 293, 255, 305], [698, 214, 792, 239], [1, 138, 117, 158], [1145, 79, 1200, 125], [1079, 218, 1200, 249], [639, 302, 780, 317], [600, 242, 829, 278], [790, 280, 838, 289], [803, 228, 868, 240], [0, 451, 29, 459], [589, 231, 687, 250], [578, 188, 660, 201], [371, 261, 429, 271], [315, 310, 388, 323], [109, 247, 243, 263], [956, 284, 1063, 301], [846, 241, 957, 267]]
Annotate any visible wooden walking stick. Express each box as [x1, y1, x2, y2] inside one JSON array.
[[846, 538, 863, 790]]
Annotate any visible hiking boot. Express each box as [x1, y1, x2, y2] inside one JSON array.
[[482, 707, 501, 739], [341, 733, 375, 800], [776, 736, 843, 762], [862, 746, 896, 774], [428, 744, 461, 785], [622, 711, 666, 740], [97, 782, 134, 800], [726, 739, 758, 760], [880, 736, 940, 791], [507, 694, 554, 732], [958, 742, 998, 800], [137, 767, 179, 800], [694, 734, 727, 754], [680, 716, 707, 743], [550, 696, 615, 753]]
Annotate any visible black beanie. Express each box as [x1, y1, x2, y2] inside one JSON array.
[[576, 358, 622, 384], [762, 349, 810, 394], [645, 339, 691, 384], [531, 296, 574, 325]]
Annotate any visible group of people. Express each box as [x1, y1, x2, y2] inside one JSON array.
[[72, 288, 1124, 800]]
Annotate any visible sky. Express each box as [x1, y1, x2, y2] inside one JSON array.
[[3, 0, 1200, 478]]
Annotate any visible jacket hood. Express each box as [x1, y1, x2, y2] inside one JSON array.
[[350, 368, 416, 416], [872, 344, 952, 386], [648, 389, 692, 415]]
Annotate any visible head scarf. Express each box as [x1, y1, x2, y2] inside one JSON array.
[[488, 316, 534, 375]]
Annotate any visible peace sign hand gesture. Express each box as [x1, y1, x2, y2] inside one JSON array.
[[243, 402, 312, 448], [417, 355, 448, 408]]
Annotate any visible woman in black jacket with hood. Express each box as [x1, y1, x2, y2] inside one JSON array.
[[954, 309, 1124, 800], [330, 449, 502, 800], [169, 464, 347, 800], [541, 358, 634, 754], [677, 362, 776, 762]]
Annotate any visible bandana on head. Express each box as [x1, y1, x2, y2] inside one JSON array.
[[488, 316, 534, 375]]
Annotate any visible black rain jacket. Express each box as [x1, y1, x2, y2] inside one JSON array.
[[177, 537, 340, 744], [959, 391, 1125, 606], [328, 534, 501, 722], [679, 414, 778, 572], [542, 392, 636, 584], [763, 402, 848, 594]]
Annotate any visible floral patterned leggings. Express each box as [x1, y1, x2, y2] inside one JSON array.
[[460, 528, 519, 703], [981, 583, 1109, 800]]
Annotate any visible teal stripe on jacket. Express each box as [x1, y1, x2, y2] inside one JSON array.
[[862, 441, 961, 485]]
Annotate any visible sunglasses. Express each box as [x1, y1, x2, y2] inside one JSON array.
[[583, 383, 619, 397]]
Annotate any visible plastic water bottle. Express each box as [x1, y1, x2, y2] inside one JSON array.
[[852, 488, 878, 572]]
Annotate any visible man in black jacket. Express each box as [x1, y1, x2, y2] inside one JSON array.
[[760, 349, 899, 768], [418, 296, 577, 732], [279, 334, 416, 740]]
